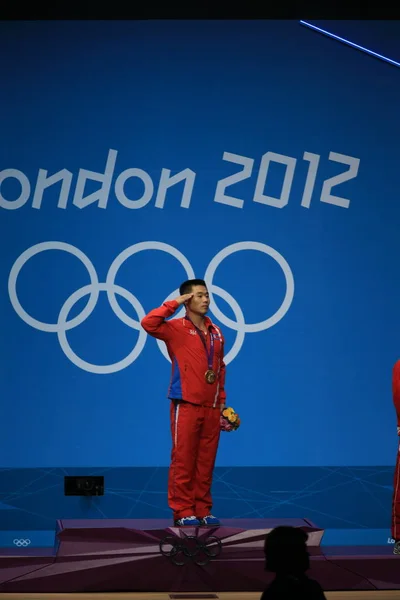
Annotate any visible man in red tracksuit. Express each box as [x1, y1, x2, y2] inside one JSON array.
[[392, 360, 400, 555], [141, 278, 227, 527]]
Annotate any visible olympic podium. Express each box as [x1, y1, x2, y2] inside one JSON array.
[[0, 518, 399, 593]]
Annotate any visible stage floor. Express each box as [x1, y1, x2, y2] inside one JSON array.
[[0, 593, 400, 600], [0, 519, 398, 593]]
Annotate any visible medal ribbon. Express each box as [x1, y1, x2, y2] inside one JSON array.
[[185, 316, 215, 371]]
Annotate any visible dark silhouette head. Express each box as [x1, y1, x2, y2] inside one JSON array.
[[264, 526, 310, 576]]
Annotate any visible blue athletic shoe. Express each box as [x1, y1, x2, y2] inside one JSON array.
[[198, 514, 220, 526], [174, 516, 201, 527]]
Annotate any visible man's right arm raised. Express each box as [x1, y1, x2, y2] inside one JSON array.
[[140, 293, 193, 341]]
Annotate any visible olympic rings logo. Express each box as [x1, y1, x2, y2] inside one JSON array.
[[8, 240, 295, 374], [13, 538, 31, 547], [159, 533, 222, 566]]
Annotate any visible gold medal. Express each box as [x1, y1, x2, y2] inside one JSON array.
[[205, 369, 216, 384]]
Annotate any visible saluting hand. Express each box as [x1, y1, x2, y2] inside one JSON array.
[[175, 293, 194, 306]]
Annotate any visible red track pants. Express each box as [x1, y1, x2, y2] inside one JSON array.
[[168, 400, 221, 520], [392, 440, 400, 541]]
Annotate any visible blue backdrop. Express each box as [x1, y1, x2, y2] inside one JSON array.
[[0, 18, 399, 536]]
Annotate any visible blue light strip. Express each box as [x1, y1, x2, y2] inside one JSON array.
[[300, 20, 400, 69]]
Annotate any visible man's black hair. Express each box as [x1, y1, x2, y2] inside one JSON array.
[[179, 279, 207, 295]]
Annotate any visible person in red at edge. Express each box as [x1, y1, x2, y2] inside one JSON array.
[[392, 360, 400, 555], [141, 279, 226, 527]]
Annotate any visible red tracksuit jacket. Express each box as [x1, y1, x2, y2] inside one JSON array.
[[141, 300, 226, 407]]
